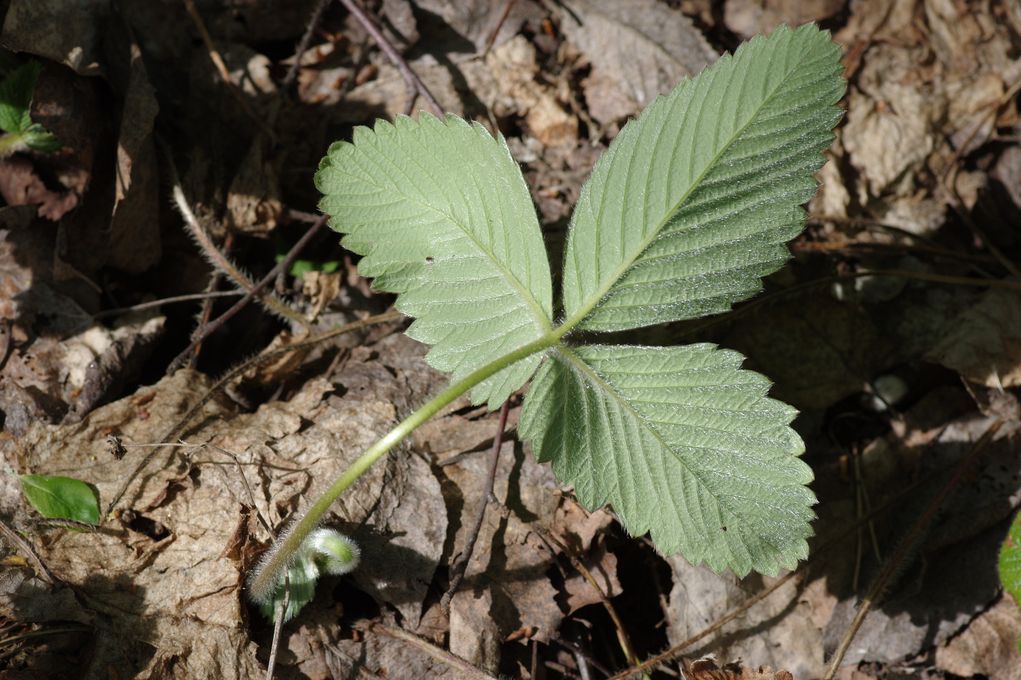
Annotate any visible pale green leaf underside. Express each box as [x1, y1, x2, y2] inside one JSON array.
[[561, 24, 844, 332], [519, 344, 814, 575], [316, 114, 554, 407]]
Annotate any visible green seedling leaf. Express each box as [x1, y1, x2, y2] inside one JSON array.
[[0, 61, 60, 156], [0, 61, 40, 134], [315, 114, 554, 409], [1000, 512, 1021, 650], [1000, 512, 1021, 599], [259, 24, 846, 607], [560, 24, 844, 333], [256, 528, 360, 622], [19, 474, 101, 525], [520, 344, 812, 576]]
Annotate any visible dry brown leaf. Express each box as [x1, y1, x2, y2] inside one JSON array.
[[667, 559, 828, 678], [558, 0, 717, 125], [927, 287, 1021, 389], [724, 0, 845, 40], [0, 158, 78, 221], [935, 595, 1021, 680]]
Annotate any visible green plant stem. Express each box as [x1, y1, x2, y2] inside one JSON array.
[[248, 333, 559, 603]]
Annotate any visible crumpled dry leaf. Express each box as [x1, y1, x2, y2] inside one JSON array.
[[927, 287, 1021, 389], [724, 0, 845, 40], [226, 135, 283, 235], [558, 0, 717, 125], [681, 656, 795, 680], [821, 412, 1021, 666], [0, 158, 78, 220], [0, 0, 105, 76], [935, 595, 1021, 680], [1, 370, 262, 678], [411, 0, 542, 53], [667, 559, 828, 678], [444, 441, 562, 672], [842, 44, 940, 200]]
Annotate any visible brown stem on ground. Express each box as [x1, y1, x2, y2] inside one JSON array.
[[161, 144, 309, 329], [336, 0, 444, 117], [166, 216, 327, 374], [441, 400, 511, 611]]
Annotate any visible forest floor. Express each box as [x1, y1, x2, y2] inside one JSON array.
[[2, 0, 1021, 678]]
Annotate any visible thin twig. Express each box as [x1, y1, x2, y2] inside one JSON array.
[[441, 401, 511, 611], [282, 0, 333, 93], [104, 309, 402, 517], [823, 418, 1004, 678], [266, 573, 291, 680], [337, 0, 444, 117], [167, 216, 327, 374], [93, 291, 243, 319], [163, 146, 309, 328], [182, 0, 277, 140], [361, 621, 497, 679], [0, 519, 58, 585], [481, 0, 516, 56], [191, 233, 232, 368]]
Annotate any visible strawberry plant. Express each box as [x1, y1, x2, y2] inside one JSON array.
[[245, 24, 844, 618]]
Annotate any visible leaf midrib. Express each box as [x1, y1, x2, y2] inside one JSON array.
[[556, 42, 798, 338]]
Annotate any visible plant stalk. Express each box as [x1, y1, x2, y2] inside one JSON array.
[[247, 333, 559, 603]]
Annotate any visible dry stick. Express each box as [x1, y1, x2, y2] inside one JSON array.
[[441, 401, 511, 611], [191, 233, 232, 368], [167, 216, 328, 373], [182, 0, 277, 141], [337, 0, 444, 117], [93, 291, 243, 319], [167, 174, 309, 329], [104, 309, 402, 517], [0, 518, 58, 585], [481, 0, 516, 56], [281, 0, 333, 93], [361, 621, 497, 680], [266, 574, 291, 680], [823, 418, 1004, 679]]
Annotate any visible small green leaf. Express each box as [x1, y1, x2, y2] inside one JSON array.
[[1001, 512, 1021, 602], [0, 62, 42, 135], [519, 344, 814, 576], [316, 113, 554, 408], [19, 474, 101, 525], [1000, 513, 1021, 650], [560, 24, 844, 333]]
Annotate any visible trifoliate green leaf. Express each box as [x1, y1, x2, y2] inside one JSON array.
[[519, 344, 814, 575], [560, 24, 844, 333], [315, 114, 554, 408], [19, 474, 101, 525]]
